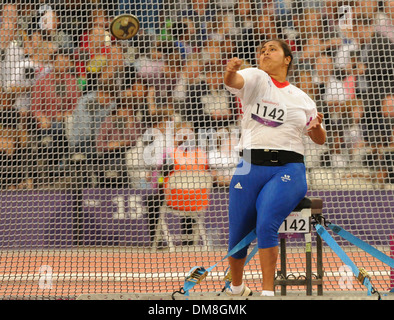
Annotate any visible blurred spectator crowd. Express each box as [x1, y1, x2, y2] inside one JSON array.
[[0, 0, 393, 191]]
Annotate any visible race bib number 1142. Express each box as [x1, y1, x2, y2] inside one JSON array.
[[251, 100, 287, 127]]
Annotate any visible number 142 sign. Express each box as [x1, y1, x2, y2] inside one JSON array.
[[279, 210, 311, 234]]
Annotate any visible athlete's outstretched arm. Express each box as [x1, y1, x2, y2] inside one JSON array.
[[307, 112, 326, 145], [224, 57, 245, 90]]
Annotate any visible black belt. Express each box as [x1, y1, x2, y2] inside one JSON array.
[[240, 149, 304, 166]]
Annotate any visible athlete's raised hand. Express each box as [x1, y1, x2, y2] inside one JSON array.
[[226, 57, 243, 73], [224, 58, 244, 90]]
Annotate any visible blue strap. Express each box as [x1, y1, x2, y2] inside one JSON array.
[[207, 228, 257, 273], [245, 244, 259, 265], [328, 223, 394, 269], [315, 224, 374, 296], [182, 267, 206, 296], [181, 229, 257, 296]]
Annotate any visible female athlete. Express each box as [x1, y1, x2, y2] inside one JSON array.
[[223, 39, 326, 296]]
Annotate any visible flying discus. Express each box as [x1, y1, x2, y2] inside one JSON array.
[[109, 14, 140, 40]]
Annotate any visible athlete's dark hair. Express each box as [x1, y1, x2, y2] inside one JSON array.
[[259, 39, 294, 75]]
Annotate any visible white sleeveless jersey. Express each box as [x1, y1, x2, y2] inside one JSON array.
[[225, 68, 317, 155]]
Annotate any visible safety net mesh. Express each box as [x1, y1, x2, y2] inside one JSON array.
[[0, 0, 392, 299]]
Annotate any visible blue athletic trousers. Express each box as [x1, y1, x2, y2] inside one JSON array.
[[228, 159, 308, 259]]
